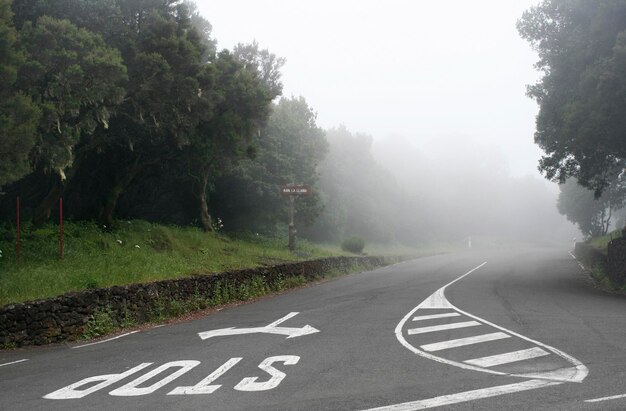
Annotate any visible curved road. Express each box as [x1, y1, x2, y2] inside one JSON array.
[[1, 246, 626, 410]]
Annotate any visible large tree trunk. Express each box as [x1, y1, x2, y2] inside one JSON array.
[[32, 175, 63, 227], [193, 167, 213, 232], [99, 157, 142, 226]]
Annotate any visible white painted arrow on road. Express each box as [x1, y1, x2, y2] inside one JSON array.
[[198, 312, 319, 340]]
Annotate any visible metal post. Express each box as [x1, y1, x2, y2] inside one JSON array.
[[288, 195, 296, 251], [59, 197, 63, 260], [16, 196, 20, 262]]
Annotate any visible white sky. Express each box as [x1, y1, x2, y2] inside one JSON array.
[[196, 0, 544, 177]]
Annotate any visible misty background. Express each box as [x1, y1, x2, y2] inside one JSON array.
[[198, 0, 579, 244], [9, 0, 622, 247]]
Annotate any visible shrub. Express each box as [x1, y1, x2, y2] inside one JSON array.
[[341, 236, 365, 254]]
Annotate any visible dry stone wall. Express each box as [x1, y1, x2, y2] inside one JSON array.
[[607, 238, 626, 285], [575, 240, 626, 287], [0, 256, 390, 348]]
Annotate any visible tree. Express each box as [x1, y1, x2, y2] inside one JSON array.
[[518, 0, 626, 196], [17, 15, 126, 224], [70, 0, 214, 225], [183, 46, 281, 232], [558, 176, 626, 238], [304, 126, 402, 243], [213, 96, 328, 233], [0, 0, 40, 187]]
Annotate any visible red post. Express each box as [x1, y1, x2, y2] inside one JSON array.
[[59, 197, 63, 260], [16, 196, 20, 261]]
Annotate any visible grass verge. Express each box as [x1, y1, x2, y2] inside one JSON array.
[[0, 220, 338, 307], [588, 263, 626, 293]]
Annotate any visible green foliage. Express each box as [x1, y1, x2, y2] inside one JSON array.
[[213, 96, 328, 233], [558, 177, 626, 238], [518, 0, 626, 195], [82, 306, 116, 339], [0, 220, 335, 306], [18, 15, 126, 176], [0, 0, 40, 186], [588, 229, 624, 249], [303, 126, 400, 243], [341, 236, 365, 254]]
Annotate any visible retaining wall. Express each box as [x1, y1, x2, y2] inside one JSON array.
[[607, 238, 626, 285], [0, 256, 391, 348], [574, 240, 626, 287]]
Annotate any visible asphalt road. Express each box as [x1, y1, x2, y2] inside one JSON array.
[[1, 246, 626, 410]]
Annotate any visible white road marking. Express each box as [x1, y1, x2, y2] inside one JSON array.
[[359, 378, 563, 411], [234, 355, 300, 392], [394, 261, 589, 383], [44, 363, 153, 399], [71, 331, 139, 349], [585, 393, 626, 403], [198, 312, 319, 340], [266, 312, 300, 327], [110, 361, 200, 396], [568, 252, 586, 271], [0, 359, 28, 367], [168, 358, 242, 395], [464, 347, 550, 368], [408, 320, 481, 335], [412, 312, 460, 321], [421, 332, 510, 352]]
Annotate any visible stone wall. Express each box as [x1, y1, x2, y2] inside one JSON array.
[[0, 256, 391, 348], [574, 242, 607, 270], [607, 238, 626, 285], [575, 240, 626, 287]]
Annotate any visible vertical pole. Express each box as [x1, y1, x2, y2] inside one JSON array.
[[288, 195, 296, 251], [16, 196, 20, 262], [59, 197, 63, 260]]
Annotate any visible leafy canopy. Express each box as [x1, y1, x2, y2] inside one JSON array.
[[518, 0, 626, 196]]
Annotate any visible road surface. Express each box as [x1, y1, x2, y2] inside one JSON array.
[[1, 246, 626, 410]]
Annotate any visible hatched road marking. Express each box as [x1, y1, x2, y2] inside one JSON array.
[[407, 320, 481, 335], [362, 262, 590, 410], [412, 312, 460, 321], [420, 332, 510, 352], [394, 261, 588, 383], [464, 347, 550, 368]]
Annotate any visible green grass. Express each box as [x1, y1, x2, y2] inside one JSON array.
[[588, 229, 623, 250], [0, 220, 338, 307], [589, 263, 626, 292]]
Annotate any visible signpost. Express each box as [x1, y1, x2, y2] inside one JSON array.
[[280, 184, 312, 251]]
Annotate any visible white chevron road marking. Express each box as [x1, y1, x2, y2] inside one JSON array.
[[394, 261, 589, 383], [412, 312, 460, 321], [420, 332, 510, 352], [464, 347, 550, 368], [407, 320, 481, 335]]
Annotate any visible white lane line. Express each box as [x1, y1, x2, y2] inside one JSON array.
[[585, 393, 626, 403], [421, 332, 510, 352], [412, 312, 460, 321], [0, 359, 28, 367], [464, 347, 550, 368], [408, 321, 481, 335], [568, 252, 585, 271], [71, 331, 139, 349], [359, 378, 563, 411]]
